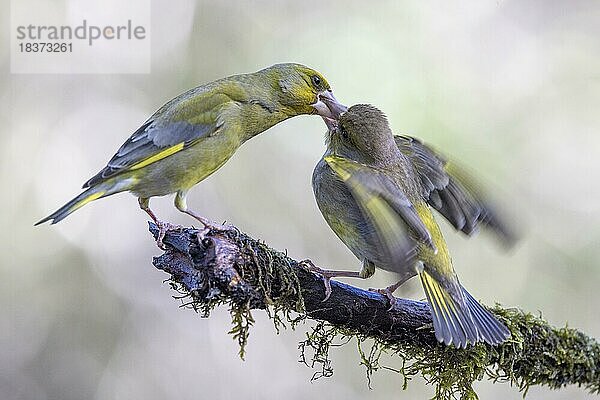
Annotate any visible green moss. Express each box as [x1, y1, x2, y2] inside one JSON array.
[[234, 232, 306, 333], [298, 307, 599, 399], [170, 230, 306, 359], [164, 231, 599, 398], [229, 303, 255, 360]]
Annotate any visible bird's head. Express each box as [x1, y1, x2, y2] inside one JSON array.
[[268, 63, 347, 120], [326, 104, 399, 165]]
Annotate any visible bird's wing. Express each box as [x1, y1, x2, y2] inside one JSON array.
[[324, 155, 436, 270], [395, 135, 515, 245], [83, 91, 233, 188]]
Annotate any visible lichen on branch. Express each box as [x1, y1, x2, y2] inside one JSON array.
[[150, 223, 600, 399]]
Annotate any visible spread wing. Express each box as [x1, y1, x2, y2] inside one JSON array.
[[324, 155, 436, 272], [395, 135, 516, 246], [83, 91, 232, 188]]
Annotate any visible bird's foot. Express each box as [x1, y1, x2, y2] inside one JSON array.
[[155, 220, 184, 250], [369, 285, 399, 311], [197, 220, 237, 240], [298, 259, 336, 302], [186, 212, 235, 235]]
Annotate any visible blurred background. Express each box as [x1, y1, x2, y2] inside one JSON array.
[[3, 0, 600, 399]]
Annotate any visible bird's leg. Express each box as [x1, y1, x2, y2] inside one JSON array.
[[182, 208, 233, 231], [174, 191, 233, 237], [299, 259, 375, 302], [138, 197, 182, 249], [369, 282, 402, 310], [369, 273, 413, 310]]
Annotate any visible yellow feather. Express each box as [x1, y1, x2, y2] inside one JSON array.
[[325, 155, 410, 261], [71, 191, 105, 212], [129, 143, 185, 170], [325, 155, 352, 180], [423, 271, 447, 312]]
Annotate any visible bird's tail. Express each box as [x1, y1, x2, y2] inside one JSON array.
[[461, 286, 511, 345], [35, 184, 115, 225], [420, 269, 510, 348]]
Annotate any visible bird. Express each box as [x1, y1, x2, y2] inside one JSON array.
[[311, 103, 513, 348], [36, 63, 346, 247]]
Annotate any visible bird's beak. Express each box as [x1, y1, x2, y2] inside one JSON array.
[[312, 90, 347, 120], [321, 115, 338, 132]]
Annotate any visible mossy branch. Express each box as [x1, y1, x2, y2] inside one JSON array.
[[150, 223, 599, 399]]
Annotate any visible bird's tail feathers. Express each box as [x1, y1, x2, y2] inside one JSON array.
[[35, 183, 118, 225], [420, 270, 478, 348], [461, 286, 511, 345], [420, 269, 511, 347]]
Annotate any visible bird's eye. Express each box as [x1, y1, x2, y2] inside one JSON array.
[[311, 75, 321, 87], [340, 125, 349, 140]]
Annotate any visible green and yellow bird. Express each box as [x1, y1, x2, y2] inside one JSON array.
[[36, 63, 345, 247], [311, 104, 513, 347]]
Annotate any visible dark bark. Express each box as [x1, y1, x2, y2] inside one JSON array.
[[150, 223, 600, 397]]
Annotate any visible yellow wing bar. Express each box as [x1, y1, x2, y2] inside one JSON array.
[[128, 142, 185, 170]]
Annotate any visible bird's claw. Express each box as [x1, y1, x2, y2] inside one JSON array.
[[197, 222, 235, 239], [155, 221, 184, 250], [299, 259, 333, 302], [369, 286, 398, 311], [191, 215, 235, 236]]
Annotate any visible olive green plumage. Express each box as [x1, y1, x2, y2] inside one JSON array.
[[312, 104, 512, 348], [37, 63, 344, 239]]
